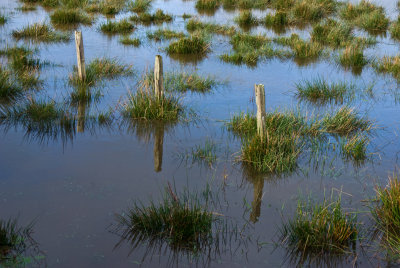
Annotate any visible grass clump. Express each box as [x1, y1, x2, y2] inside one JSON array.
[[264, 11, 289, 27], [85, 0, 126, 15], [127, 0, 151, 13], [12, 23, 70, 43], [119, 36, 141, 46], [100, 19, 134, 34], [372, 174, 400, 256], [0, 13, 8, 25], [130, 9, 173, 24], [341, 134, 368, 161], [70, 58, 133, 87], [0, 67, 23, 102], [321, 107, 372, 135], [50, 8, 92, 25], [186, 19, 236, 36], [373, 56, 400, 80], [338, 45, 368, 74], [115, 186, 216, 252], [195, 0, 220, 11], [274, 34, 323, 60], [390, 17, 400, 41], [191, 139, 217, 166], [235, 10, 258, 28], [147, 28, 185, 41], [166, 35, 210, 55], [292, 0, 336, 23], [295, 77, 355, 104], [280, 194, 358, 258]]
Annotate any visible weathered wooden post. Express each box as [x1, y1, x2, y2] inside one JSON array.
[[74, 31, 86, 82], [153, 124, 164, 172], [154, 55, 164, 99], [255, 84, 266, 138]]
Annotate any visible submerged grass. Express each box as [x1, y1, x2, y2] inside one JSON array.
[[372, 174, 400, 257], [195, 0, 220, 11], [341, 134, 368, 161], [321, 107, 372, 135], [147, 28, 185, 41], [280, 194, 358, 258], [130, 9, 173, 24], [127, 0, 151, 13], [373, 56, 400, 80], [100, 19, 134, 34], [0, 66, 23, 102], [119, 36, 141, 46], [338, 45, 368, 74], [274, 34, 323, 60], [50, 8, 93, 26], [166, 35, 210, 55], [191, 139, 217, 166], [12, 23, 70, 43], [235, 10, 258, 28], [186, 19, 236, 36]]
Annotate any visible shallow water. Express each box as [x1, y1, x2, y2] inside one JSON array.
[[1, 0, 400, 267]]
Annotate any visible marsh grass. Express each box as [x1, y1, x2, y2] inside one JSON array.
[[127, 0, 151, 13], [295, 78, 355, 104], [292, 0, 336, 23], [186, 19, 236, 36], [12, 23, 70, 43], [263, 11, 289, 30], [147, 28, 185, 41], [390, 17, 400, 41], [119, 36, 141, 46], [235, 10, 258, 28], [18, 4, 37, 12], [195, 0, 220, 11], [373, 56, 400, 80], [338, 45, 368, 74], [85, 0, 126, 15], [114, 185, 219, 254], [100, 19, 134, 34], [321, 107, 372, 135], [341, 134, 368, 161], [274, 34, 323, 60], [0, 13, 7, 25], [130, 9, 173, 24], [50, 8, 93, 26], [70, 58, 133, 88], [280, 194, 358, 258], [0, 67, 23, 102], [372, 174, 400, 256], [166, 35, 210, 55], [191, 139, 217, 166]]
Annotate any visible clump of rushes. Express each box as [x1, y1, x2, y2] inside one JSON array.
[[340, 1, 388, 34], [235, 10, 258, 28], [147, 28, 186, 41], [70, 58, 133, 87], [130, 9, 173, 24], [50, 8, 93, 26], [264, 11, 288, 27], [115, 186, 216, 251], [341, 134, 368, 161], [119, 36, 141, 46], [295, 77, 355, 104], [390, 17, 400, 40], [292, 0, 336, 23], [85, 0, 126, 15], [195, 0, 220, 11], [373, 56, 400, 80], [186, 19, 236, 36], [321, 107, 372, 135], [372, 174, 400, 256], [280, 195, 358, 259], [0, 13, 7, 25], [274, 34, 323, 60], [122, 89, 184, 122], [12, 23, 70, 43], [127, 0, 151, 13], [338, 45, 368, 74], [0, 66, 23, 102], [166, 35, 210, 55], [100, 19, 134, 34], [191, 139, 217, 166]]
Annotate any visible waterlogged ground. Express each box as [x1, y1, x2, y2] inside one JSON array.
[[1, 0, 400, 267]]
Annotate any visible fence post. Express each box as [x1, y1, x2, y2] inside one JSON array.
[[74, 31, 86, 81], [255, 84, 266, 139], [154, 55, 164, 99]]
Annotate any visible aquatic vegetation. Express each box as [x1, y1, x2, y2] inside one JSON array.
[[17, 4, 37, 11], [390, 17, 400, 41], [340, 1, 389, 33], [147, 28, 186, 41], [280, 195, 358, 257], [186, 19, 236, 36], [373, 56, 400, 80], [166, 35, 210, 55], [338, 45, 368, 73], [372, 174, 400, 256], [50, 8, 93, 26], [292, 0, 336, 22], [295, 77, 355, 104], [195, 0, 220, 11], [0, 13, 7, 25], [341, 134, 368, 161], [264, 11, 289, 27], [274, 34, 323, 60], [119, 36, 141, 46], [0, 67, 23, 102], [115, 185, 219, 253], [100, 19, 134, 34], [84, 0, 127, 15], [234, 11, 258, 28], [321, 107, 372, 135], [70, 58, 133, 87], [191, 139, 217, 166], [130, 9, 173, 24], [12, 23, 70, 43], [127, 0, 151, 13]]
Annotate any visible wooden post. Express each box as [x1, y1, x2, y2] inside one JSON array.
[[74, 31, 86, 82], [154, 55, 164, 99], [255, 84, 266, 138]]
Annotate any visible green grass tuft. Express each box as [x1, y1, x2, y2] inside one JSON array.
[[127, 0, 151, 13], [341, 134, 368, 161], [12, 23, 70, 43], [119, 36, 141, 46], [235, 10, 258, 27], [130, 9, 173, 24], [147, 28, 185, 41], [166, 35, 210, 55], [195, 0, 220, 11], [186, 19, 236, 36], [50, 8, 92, 25], [100, 19, 134, 34], [0, 66, 23, 102], [373, 55, 400, 80], [191, 139, 217, 166], [338, 45, 368, 73], [321, 107, 372, 135]]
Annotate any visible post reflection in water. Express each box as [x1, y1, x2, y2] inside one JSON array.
[[153, 123, 165, 172], [77, 101, 86, 133]]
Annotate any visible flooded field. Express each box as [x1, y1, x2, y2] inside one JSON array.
[[1, 0, 400, 266]]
